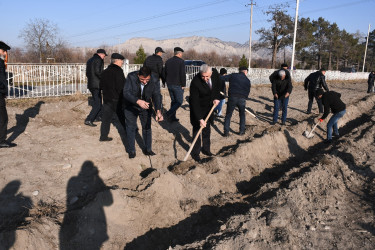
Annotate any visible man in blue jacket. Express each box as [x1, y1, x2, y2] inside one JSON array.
[[123, 66, 163, 158], [222, 67, 251, 136]]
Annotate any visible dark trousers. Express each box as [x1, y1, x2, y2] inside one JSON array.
[[166, 85, 183, 119], [368, 81, 374, 93], [86, 88, 102, 122], [191, 122, 211, 156], [124, 108, 152, 153], [273, 97, 289, 124], [307, 90, 323, 113], [0, 95, 8, 142], [224, 96, 246, 134], [100, 100, 125, 139]]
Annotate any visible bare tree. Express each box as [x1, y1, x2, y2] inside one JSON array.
[[19, 18, 59, 63]]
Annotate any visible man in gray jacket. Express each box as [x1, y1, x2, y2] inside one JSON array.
[[85, 49, 107, 127]]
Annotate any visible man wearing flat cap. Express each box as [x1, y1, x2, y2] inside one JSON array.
[[84, 48, 107, 127], [143, 47, 165, 82], [0, 41, 16, 148], [164, 47, 186, 122], [99, 53, 126, 142]]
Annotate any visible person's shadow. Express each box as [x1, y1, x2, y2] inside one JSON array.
[[59, 161, 113, 250], [0, 180, 33, 249], [7, 101, 44, 142]]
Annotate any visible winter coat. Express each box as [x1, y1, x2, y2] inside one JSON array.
[[143, 54, 164, 80], [270, 72, 293, 99], [123, 71, 162, 112], [304, 71, 329, 92], [164, 56, 186, 87], [0, 59, 7, 95], [86, 54, 104, 89], [99, 64, 125, 104], [321, 91, 346, 120], [368, 72, 375, 84], [222, 72, 251, 99], [189, 69, 221, 127]]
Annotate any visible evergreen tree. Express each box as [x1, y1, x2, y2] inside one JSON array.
[[134, 45, 146, 64], [239, 54, 249, 68]]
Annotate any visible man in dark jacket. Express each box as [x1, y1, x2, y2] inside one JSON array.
[[270, 69, 293, 125], [189, 65, 220, 162], [85, 49, 107, 127], [143, 47, 165, 82], [316, 89, 346, 143], [123, 66, 163, 159], [269, 63, 291, 83], [214, 68, 227, 118], [99, 53, 126, 142], [0, 41, 16, 148], [304, 69, 329, 114], [367, 71, 375, 93], [164, 47, 186, 122], [222, 67, 251, 136]]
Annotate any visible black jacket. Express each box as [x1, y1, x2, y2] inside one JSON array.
[[368, 72, 375, 84], [321, 91, 346, 120], [123, 71, 162, 112], [164, 56, 186, 87], [304, 71, 329, 92], [270, 72, 293, 99], [219, 75, 227, 98], [86, 54, 104, 89], [99, 64, 125, 104], [222, 72, 251, 99], [0, 59, 7, 95], [189, 69, 221, 127], [143, 54, 164, 80]]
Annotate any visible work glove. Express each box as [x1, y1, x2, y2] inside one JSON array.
[[319, 118, 324, 123]]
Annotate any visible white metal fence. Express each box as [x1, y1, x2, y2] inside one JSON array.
[[5, 62, 369, 99]]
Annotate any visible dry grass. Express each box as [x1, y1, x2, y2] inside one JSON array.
[[6, 93, 89, 108]]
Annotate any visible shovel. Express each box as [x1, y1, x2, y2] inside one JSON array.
[[219, 91, 261, 121], [303, 122, 319, 138]]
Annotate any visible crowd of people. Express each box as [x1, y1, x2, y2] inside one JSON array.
[[1, 41, 367, 158]]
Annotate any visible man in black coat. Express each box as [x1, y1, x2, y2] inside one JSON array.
[[143, 47, 165, 82], [0, 41, 16, 148], [189, 64, 220, 162], [85, 49, 107, 127], [316, 89, 346, 144], [270, 69, 293, 125], [123, 66, 163, 159], [367, 71, 375, 93], [222, 67, 251, 136], [99, 53, 126, 142], [164, 47, 186, 122], [304, 69, 329, 114]]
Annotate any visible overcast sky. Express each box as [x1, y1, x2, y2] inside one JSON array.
[[2, 0, 374, 48]]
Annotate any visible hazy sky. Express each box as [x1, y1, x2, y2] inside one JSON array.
[[2, 0, 374, 49]]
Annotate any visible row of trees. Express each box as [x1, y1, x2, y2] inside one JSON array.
[[255, 3, 373, 71]]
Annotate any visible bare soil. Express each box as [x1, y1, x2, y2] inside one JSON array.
[[1, 80, 374, 249]]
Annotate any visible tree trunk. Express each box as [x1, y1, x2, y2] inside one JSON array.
[[328, 51, 332, 70], [336, 55, 339, 71]]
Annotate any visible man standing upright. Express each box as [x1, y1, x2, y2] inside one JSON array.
[[99, 53, 126, 142], [214, 68, 227, 118], [164, 47, 186, 122], [304, 68, 329, 114], [85, 48, 107, 127], [222, 66, 251, 136], [123, 66, 163, 159], [143, 47, 165, 82], [0, 41, 16, 148], [270, 70, 293, 125], [368, 71, 375, 93], [189, 65, 220, 162]]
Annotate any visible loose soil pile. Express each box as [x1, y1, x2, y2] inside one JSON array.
[[0, 80, 374, 249]]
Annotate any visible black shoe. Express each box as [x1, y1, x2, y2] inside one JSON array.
[[239, 131, 245, 135], [85, 120, 97, 127], [94, 117, 102, 122], [223, 132, 229, 137], [143, 150, 156, 156], [129, 152, 136, 158], [324, 139, 332, 144], [99, 137, 113, 142], [306, 111, 311, 114], [271, 122, 276, 125], [281, 122, 286, 126], [202, 150, 213, 156], [0, 141, 17, 148], [191, 154, 202, 163]]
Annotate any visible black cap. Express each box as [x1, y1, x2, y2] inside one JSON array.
[[239, 66, 248, 71], [174, 47, 184, 53], [0, 41, 11, 51], [97, 49, 108, 56], [219, 68, 227, 75], [111, 53, 124, 60], [281, 63, 288, 68], [320, 68, 326, 72], [315, 88, 324, 97], [155, 47, 165, 53]]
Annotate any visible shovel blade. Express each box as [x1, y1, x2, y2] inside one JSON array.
[[303, 130, 314, 138]]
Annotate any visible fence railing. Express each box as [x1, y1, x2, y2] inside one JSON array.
[[5, 62, 369, 99]]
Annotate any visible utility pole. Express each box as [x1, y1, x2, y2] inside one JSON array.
[[246, 0, 255, 69], [290, 0, 300, 71], [363, 23, 371, 72]]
